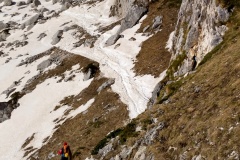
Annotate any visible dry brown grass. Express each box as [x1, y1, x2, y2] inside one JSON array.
[[53, 77, 108, 112], [22, 47, 97, 95], [16, 46, 129, 160], [134, 0, 180, 77], [21, 133, 35, 149], [151, 11, 240, 158], [31, 87, 128, 160], [24, 4, 240, 160], [16, 47, 129, 160], [100, 8, 240, 159]]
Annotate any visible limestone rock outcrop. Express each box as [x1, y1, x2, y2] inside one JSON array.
[[105, 4, 148, 46], [167, 0, 229, 76]]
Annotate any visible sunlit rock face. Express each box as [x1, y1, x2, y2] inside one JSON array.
[[167, 0, 229, 76]]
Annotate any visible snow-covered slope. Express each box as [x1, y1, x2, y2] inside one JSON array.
[[0, 0, 165, 159]]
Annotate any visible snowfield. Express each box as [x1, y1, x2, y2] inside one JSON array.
[[0, 0, 165, 159]]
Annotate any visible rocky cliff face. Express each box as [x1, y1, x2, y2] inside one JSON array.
[[87, 0, 240, 159], [1, 0, 238, 159], [167, 0, 229, 76], [110, 0, 148, 17], [111, 0, 135, 17], [106, 0, 148, 46]]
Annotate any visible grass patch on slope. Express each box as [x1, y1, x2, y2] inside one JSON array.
[[22, 47, 99, 95], [166, 52, 187, 80], [91, 121, 138, 155], [157, 7, 240, 104], [114, 8, 240, 159], [134, 0, 180, 77]]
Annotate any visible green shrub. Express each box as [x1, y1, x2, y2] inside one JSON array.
[[91, 138, 108, 155], [199, 42, 223, 66], [72, 147, 85, 157], [164, 0, 182, 8], [119, 121, 138, 144], [72, 151, 81, 157], [157, 80, 184, 104], [91, 121, 139, 155], [141, 118, 153, 130], [91, 128, 123, 155], [91, 121, 104, 128], [167, 52, 187, 80], [106, 128, 123, 139]]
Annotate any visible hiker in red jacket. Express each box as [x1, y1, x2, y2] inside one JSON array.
[[58, 142, 72, 160]]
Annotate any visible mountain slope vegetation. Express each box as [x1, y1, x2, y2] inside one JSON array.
[[91, 4, 240, 159]]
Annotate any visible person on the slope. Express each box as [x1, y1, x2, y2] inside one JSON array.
[[58, 142, 72, 160]]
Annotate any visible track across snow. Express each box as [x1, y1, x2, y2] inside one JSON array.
[[58, 2, 165, 118], [0, 0, 166, 159]]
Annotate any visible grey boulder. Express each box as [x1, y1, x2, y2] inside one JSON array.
[[61, 2, 71, 11], [2, 88, 16, 98], [51, 30, 63, 45], [84, 38, 95, 48], [105, 5, 147, 46], [61, 0, 71, 4], [4, 0, 12, 6], [0, 101, 19, 123], [31, 0, 41, 7], [97, 79, 115, 92], [26, 0, 32, 4], [0, 30, 10, 42], [0, 51, 4, 56], [37, 33, 47, 40], [37, 59, 52, 71], [119, 6, 147, 32], [7, 21, 18, 28], [143, 25, 150, 32], [152, 16, 162, 29], [21, 14, 40, 29], [40, 7, 49, 13], [0, 21, 8, 31], [17, 1, 26, 6], [52, 0, 59, 4]]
